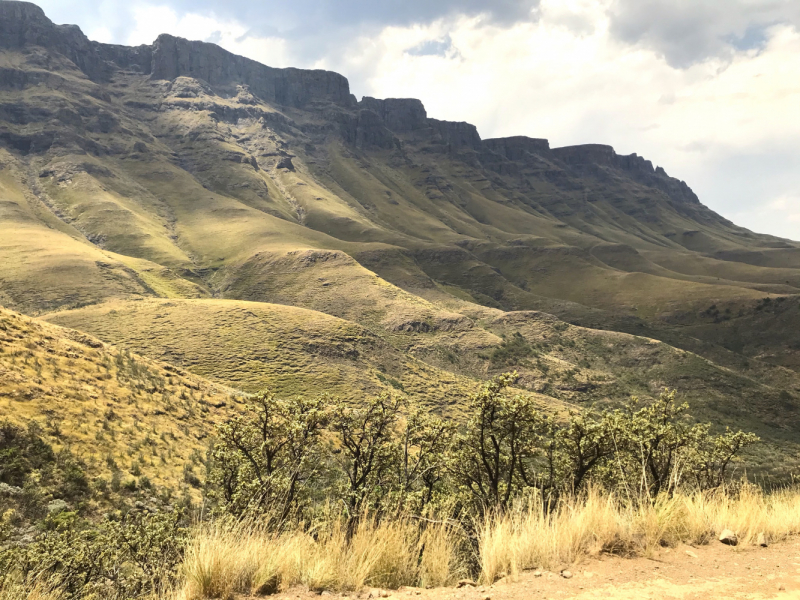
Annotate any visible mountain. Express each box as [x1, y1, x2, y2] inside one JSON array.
[[1, 0, 799, 476]]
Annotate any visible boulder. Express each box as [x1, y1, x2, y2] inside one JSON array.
[[719, 529, 738, 546]]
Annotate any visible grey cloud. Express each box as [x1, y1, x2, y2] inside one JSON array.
[[160, 0, 540, 33], [33, 0, 539, 75], [607, 0, 800, 68], [160, 0, 539, 65]]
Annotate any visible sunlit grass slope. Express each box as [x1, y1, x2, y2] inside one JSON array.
[[40, 298, 800, 477], [0, 152, 208, 314], [0, 305, 237, 492], [1, 32, 800, 478], [42, 298, 479, 408]]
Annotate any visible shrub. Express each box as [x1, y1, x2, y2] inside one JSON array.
[[207, 391, 328, 519], [0, 509, 188, 600]]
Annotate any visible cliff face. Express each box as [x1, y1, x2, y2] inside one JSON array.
[[0, 0, 703, 205], [0, 1, 112, 80], [551, 144, 700, 205], [0, 0, 772, 230], [358, 97, 428, 131], [150, 34, 355, 108], [0, 1, 354, 108], [2, 0, 800, 443]]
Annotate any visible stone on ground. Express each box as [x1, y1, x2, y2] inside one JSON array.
[[719, 529, 738, 546]]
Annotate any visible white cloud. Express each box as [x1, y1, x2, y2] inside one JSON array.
[[124, 4, 292, 66]]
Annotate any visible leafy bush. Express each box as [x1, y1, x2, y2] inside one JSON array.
[[0, 378, 765, 598], [0, 509, 187, 600], [0, 420, 55, 488], [207, 376, 759, 524], [448, 376, 758, 510], [206, 391, 328, 519], [0, 420, 90, 524], [487, 333, 536, 367]]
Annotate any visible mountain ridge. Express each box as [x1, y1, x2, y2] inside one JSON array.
[[0, 0, 757, 229], [1, 0, 800, 476]]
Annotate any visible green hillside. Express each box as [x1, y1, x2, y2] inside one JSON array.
[[1, 0, 799, 480]]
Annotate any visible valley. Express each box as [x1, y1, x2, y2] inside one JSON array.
[[0, 0, 799, 484]]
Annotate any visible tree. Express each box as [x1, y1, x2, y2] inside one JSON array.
[[329, 393, 403, 516], [207, 390, 328, 519], [450, 373, 548, 511], [394, 400, 455, 513], [552, 409, 618, 496], [612, 390, 759, 497]]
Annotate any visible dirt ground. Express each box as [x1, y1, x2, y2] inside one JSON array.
[[271, 537, 800, 600]]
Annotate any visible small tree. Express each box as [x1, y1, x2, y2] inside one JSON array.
[[329, 393, 403, 516], [552, 409, 619, 496], [689, 427, 759, 489], [450, 373, 548, 511], [611, 390, 759, 497], [207, 390, 328, 519], [393, 400, 455, 513]]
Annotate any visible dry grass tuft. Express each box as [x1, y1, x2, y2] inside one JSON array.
[[181, 516, 462, 599], [0, 577, 65, 600], [179, 486, 800, 597], [477, 485, 800, 583]]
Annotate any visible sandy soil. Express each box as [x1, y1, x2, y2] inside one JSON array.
[[271, 537, 800, 600]]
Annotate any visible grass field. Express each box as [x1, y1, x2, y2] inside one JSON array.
[[0, 306, 238, 494], [7, 486, 799, 599]]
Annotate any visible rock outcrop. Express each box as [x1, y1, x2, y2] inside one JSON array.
[[428, 118, 483, 152], [0, 1, 354, 108], [0, 0, 701, 204], [550, 143, 700, 204], [358, 97, 428, 131], [483, 136, 551, 160], [150, 34, 355, 108]]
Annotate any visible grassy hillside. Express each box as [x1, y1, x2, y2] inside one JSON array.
[[42, 298, 480, 407], [0, 305, 236, 494], [0, 3, 799, 480], [42, 298, 800, 477]]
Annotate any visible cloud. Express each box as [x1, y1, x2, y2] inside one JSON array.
[[606, 0, 800, 67], [159, 0, 541, 32], [324, 3, 800, 240], [405, 35, 457, 58]]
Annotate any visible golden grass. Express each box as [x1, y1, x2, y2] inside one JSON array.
[[0, 305, 237, 494], [181, 516, 462, 599], [174, 486, 800, 598], [476, 485, 800, 583], [0, 578, 65, 600], [42, 297, 480, 405]]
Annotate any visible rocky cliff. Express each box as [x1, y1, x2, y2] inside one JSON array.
[[0, 1, 353, 107], [0, 0, 701, 205]]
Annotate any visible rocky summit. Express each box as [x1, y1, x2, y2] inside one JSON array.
[[1, 0, 800, 478]]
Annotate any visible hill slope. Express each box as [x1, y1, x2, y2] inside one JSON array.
[[0, 305, 236, 493], [0, 0, 799, 475]]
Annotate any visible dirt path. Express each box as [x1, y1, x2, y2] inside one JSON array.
[[272, 537, 800, 600]]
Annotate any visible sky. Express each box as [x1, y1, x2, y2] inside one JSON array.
[[35, 0, 800, 240]]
